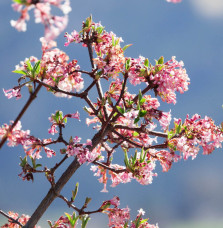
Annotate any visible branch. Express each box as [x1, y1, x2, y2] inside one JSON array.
[[34, 80, 85, 98], [93, 161, 127, 174], [23, 124, 113, 227], [0, 210, 23, 227], [114, 125, 168, 138], [0, 84, 42, 149]]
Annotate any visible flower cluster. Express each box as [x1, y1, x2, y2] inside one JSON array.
[[4, 38, 84, 99], [11, 0, 71, 41], [168, 114, 223, 160], [1, 211, 39, 228], [48, 110, 80, 135], [101, 197, 158, 228], [0, 121, 55, 159], [150, 56, 189, 104], [66, 137, 102, 164]]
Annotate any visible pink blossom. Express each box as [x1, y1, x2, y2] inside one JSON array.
[[3, 88, 21, 100], [64, 30, 81, 46], [48, 124, 58, 135], [150, 56, 190, 104], [11, 0, 71, 40], [44, 147, 56, 158], [159, 110, 171, 130], [1, 211, 38, 228], [106, 207, 130, 228], [169, 114, 223, 160], [64, 111, 80, 121]]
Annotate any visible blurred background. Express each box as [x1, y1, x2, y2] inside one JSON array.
[[1, 0, 223, 227]]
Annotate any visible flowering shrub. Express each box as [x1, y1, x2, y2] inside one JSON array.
[[0, 0, 222, 227]]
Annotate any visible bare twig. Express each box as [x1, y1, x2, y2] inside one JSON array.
[[0, 84, 42, 149], [0, 210, 23, 227]]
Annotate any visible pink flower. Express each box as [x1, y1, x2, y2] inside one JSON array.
[[64, 111, 80, 121], [150, 56, 189, 104], [48, 124, 58, 135], [159, 110, 171, 130], [3, 88, 21, 99], [64, 30, 81, 46]]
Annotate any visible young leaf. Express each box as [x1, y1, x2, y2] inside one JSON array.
[[158, 56, 164, 65], [26, 59, 33, 73], [33, 60, 41, 76], [81, 215, 90, 228], [12, 70, 27, 75], [72, 182, 79, 201], [134, 117, 140, 124], [144, 58, 149, 68], [139, 110, 147, 117], [125, 58, 131, 71], [132, 131, 139, 137], [116, 106, 125, 114], [122, 44, 132, 52]]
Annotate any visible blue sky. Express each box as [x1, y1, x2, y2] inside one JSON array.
[[0, 0, 223, 227]]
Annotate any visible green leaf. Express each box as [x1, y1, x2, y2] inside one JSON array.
[[36, 164, 42, 168], [112, 36, 115, 46], [33, 60, 41, 75], [140, 147, 144, 163], [96, 26, 104, 34], [13, 0, 26, 4], [124, 150, 130, 169], [139, 110, 147, 117], [138, 89, 142, 101], [144, 58, 149, 67], [167, 130, 175, 140], [20, 156, 27, 167], [72, 182, 79, 201], [101, 202, 111, 210], [81, 215, 90, 228], [30, 157, 36, 168], [122, 44, 132, 52], [125, 58, 131, 71], [26, 59, 33, 72], [139, 98, 146, 105], [116, 106, 125, 114], [63, 117, 67, 124], [175, 123, 182, 135], [12, 70, 27, 75], [47, 220, 53, 228], [134, 117, 140, 124], [84, 197, 92, 206], [132, 151, 138, 166], [158, 56, 164, 65], [65, 212, 79, 227], [132, 131, 139, 137], [124, 222, 129, 228], [135, 214, 142, 228]]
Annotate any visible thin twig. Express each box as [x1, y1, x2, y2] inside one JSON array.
[[0, 84, 42, 149], [0, 210, 23, 227], [114, 125, 168, 138]]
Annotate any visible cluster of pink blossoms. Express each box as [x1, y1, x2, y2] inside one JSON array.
[[127, 56, 189, 104], [66, 136, 102, 164], [5, 38, 84, 99], [0, 121, 55, 159], [169, 114, 223, 160], [102, 197, 158, 228], [1, 211, 40, 228], [11, 0, 71, 41]]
